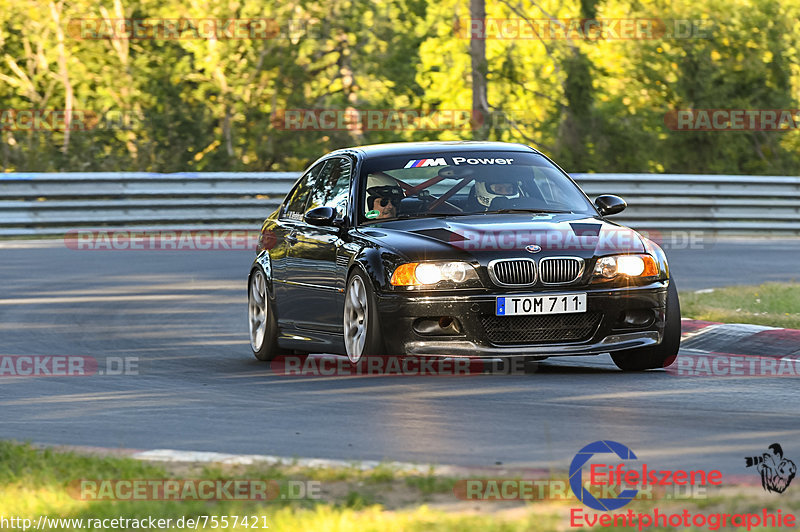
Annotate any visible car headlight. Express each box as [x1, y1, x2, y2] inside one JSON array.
[[390, 262, 479, 287], [592, 254, 659, 282]]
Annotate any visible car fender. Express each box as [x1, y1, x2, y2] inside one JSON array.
[[349, 246, 390, 292], [638, 234, 670, 280], [249, 250, 275, 295]]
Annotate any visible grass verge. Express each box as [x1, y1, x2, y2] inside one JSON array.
[[681, 282, 800, 329], [0, 441, 559, 531], [3, 441, 800, 531]]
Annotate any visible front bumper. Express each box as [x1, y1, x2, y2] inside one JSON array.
[[376, 281, 668, 358]]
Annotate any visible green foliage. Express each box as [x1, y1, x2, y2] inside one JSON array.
[[681, 282, 800, 328], [1, 0, 799, 173], [405, 473, 458, 496], [0, 440, 167, 486]]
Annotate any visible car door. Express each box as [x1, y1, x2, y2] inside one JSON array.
[[272, 161, 324, 329], [282, 156, 354, 333]]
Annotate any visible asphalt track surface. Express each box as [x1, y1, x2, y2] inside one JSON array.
[[1, 237, 799, 474]]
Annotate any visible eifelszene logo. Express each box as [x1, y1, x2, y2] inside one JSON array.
[[570, 441, 640, 511], [569, 440, 722, 511], [745, 443, 797, 494]]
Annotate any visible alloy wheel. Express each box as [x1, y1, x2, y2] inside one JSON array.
[[248, 270, 267, 352], [343, 275, 369, 363]]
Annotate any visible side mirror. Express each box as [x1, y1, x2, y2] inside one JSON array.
[[304, 206, 338, 226], [594, 195, 627, 216]]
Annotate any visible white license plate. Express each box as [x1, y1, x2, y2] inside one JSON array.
[[496, 293, 587, 316]]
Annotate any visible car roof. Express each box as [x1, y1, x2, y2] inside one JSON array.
[[327, 141, 539, 159]]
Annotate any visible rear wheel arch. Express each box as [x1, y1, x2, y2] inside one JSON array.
[[248, 266, 289, 361], [249, 252, 274, 292]]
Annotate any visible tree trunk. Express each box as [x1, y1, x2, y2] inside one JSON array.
[[50, 1, 73, 155], [470, 0, 489, 139]]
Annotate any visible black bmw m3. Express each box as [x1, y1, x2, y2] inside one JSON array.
[[247, 141, 680, 371]]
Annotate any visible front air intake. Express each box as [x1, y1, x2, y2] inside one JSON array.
[[538, 257, 584, 284], [488, 259, 537, 287]]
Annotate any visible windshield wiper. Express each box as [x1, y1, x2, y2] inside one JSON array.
[[486, 208, 570, 214], [396, 211, 477, 219]]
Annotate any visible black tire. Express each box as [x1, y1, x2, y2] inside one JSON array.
[[610, 277, 681, 371], [248, 269, 288, 361], [343, 269, 386, 363]]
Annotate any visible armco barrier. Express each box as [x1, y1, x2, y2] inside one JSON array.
[[1, 172, 798, 236]]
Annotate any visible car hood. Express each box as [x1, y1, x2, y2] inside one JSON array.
[[355, 213, 645, 262]]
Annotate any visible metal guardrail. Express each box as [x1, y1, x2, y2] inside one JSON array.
[[1, 172, 799, 236], [573, 174, 800, 233]]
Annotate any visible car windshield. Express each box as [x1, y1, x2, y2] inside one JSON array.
[[358, 151, 596, 223]]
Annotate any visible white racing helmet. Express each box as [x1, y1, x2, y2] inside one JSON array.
[[474, 176, 520, 208]]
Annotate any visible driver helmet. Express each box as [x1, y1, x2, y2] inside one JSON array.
[[365, 174, 404, 212], [474, 176, 520, 208]]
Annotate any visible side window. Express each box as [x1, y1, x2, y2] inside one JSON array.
[[282, 161, 325, 221], [306, 157, 353, 218]]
